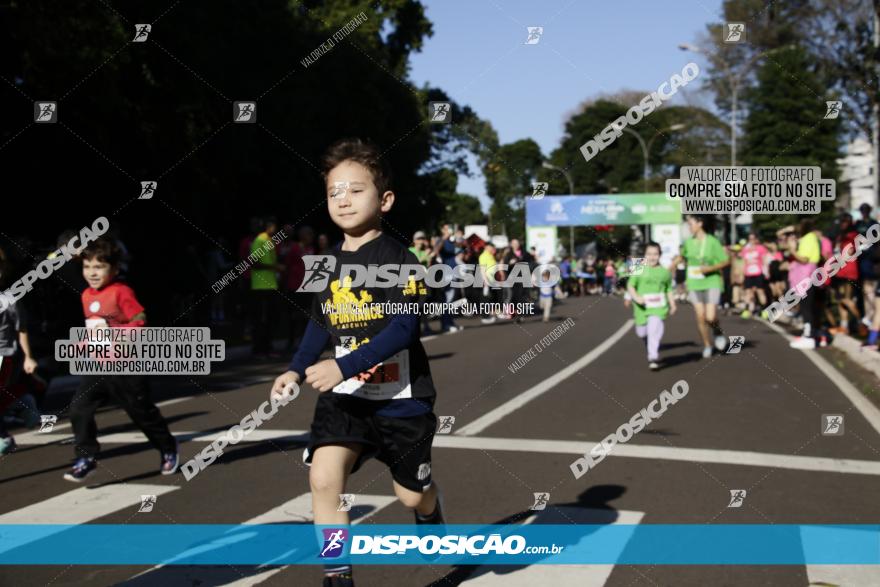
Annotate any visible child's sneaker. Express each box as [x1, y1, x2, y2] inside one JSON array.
[[648, 361, 660, 371], [0, 436, 16, 455], [702, 346, 713, 359], [789, 337, 816, 350], [160, 443, 179, 475], [64, 457, 97, 482]]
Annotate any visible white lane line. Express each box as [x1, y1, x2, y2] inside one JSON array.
[[431, 435, 880, 476], [20, 430, 880, 476], [122, 493, 396, 587], [13, 395, 198, 441], [801, 526, 880, 585], [456, 319, 634, 436], [0, 484, 179, 554], [461, 506, 644, 586], [16, 429, 310, 446], [765, 320, 880, 437]]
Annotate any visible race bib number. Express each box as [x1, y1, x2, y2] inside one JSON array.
[[746, 263, 761, 275], [643, 293, 666, 309], [333, 347, 412, 400], [687, 266, 705, 280]]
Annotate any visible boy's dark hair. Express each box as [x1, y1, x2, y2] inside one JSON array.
[[81, 238, 121, 267], [322, 138, 391, 195], [645, 241, 661, 253]]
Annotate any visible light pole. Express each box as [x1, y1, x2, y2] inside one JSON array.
[[542, 161, 576, 258], [620, 124, 686, 241], [679, 42, 793, 244]]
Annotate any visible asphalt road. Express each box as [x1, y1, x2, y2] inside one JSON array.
[[2, 295, 879, 587]]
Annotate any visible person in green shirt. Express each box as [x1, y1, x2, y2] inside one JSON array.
[[409, 230, 435, 334], [628, 242, 677, 370], [249, 216, 283, 357], [673, 215, 730, 358]]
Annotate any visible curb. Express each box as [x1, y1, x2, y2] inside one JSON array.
[[831, 332, 880, 381]]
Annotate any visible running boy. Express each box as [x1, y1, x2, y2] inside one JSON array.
[[627, 242, 677, 370], [270, 139, 443, 587], [65, 238, 178, 482]]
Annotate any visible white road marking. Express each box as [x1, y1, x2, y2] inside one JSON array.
[[0, 484, 179, 554], [456, 319, 633, 436], [765, 320, 880, 437], [433, 434, 880, 476], [122, 493, 396, 586], [801, 525, 880, 585], [460, 506, 644, 586], [20, 429, 880, 476]]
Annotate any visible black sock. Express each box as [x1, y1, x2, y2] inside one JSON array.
[[416, 497, 443, 523]]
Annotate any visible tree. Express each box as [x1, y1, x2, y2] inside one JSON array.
[[483, 139, 543, 236], [742, 45, 842, 234]]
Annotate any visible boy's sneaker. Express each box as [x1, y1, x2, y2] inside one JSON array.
[[713, 335, 727, 352], [64, 457, 97, 482], [648, 361, 660, 371], [161, 444, 179, 475], [789, 337, 816, 350], [702, 346, 713, 359], [322, 573, 354, 587], [0, 436, 16, 455]]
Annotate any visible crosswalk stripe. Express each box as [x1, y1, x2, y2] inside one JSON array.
[[0, 484, 179, 555], [459, 507, 645, 586], [121, 493, 397, 586], [801, 525, 880, 586], [20, 430, 880, 476]]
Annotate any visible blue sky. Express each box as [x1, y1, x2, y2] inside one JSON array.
[[408, 0, 724, 209]]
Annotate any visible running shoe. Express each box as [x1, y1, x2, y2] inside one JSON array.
[[445, 326, 463, 333], [702, 346, 713, 359], [819, 335, 829, 348], [740, 310, 751, 319], [648, 361, 660, 371], [760, 309, 770, 320], [0, 436, 16, 455], [161, 443, 180, 475], [713, 335, 728, 352], [789, 337, 816, 350], [64, 457, 97, 482], [480, 317, 496, 325]]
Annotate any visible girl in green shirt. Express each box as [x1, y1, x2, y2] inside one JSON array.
[[628, 242, 677, 370]]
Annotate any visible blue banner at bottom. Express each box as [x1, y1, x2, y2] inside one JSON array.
[[1, 524, 879, 565]]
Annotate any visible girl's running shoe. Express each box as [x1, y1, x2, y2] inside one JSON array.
[[64, 457, 97, 482]]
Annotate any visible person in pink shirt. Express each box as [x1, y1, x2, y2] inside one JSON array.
[[739, 233, 769, 318]]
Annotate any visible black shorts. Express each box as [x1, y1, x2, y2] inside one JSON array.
[[304, 393, 437, 492], [743, 275, 766, 289]]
